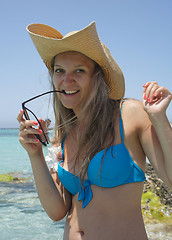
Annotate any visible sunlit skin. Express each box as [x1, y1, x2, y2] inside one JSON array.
[[53, 51, 95, 116]]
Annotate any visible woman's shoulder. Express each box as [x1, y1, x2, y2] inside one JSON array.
[[121, 98, 151, 131], [122, 98, 147, 115], [122, 98, 142, 110]]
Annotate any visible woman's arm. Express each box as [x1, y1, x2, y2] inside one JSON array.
[[29, 152, 71, 221], [17, 110, 72, 221], [140, 82, 172, 188]]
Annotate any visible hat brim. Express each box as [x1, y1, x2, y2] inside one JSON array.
[[27, 22, 125, 100]]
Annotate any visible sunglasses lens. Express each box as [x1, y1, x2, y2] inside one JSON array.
[[23, 93, 55, 145]]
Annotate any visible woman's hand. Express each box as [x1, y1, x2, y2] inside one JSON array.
[[17, 110, 43, 156], [142, 81, 172, 118]]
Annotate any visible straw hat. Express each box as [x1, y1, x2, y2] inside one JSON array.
[[27, 21, 125, 100]]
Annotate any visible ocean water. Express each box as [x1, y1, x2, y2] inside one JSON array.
[[0, 129, 172, 240], [0, 129, 65, 240]]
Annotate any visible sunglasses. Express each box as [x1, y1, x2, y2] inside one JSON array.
[[22, 90, 62, 146]]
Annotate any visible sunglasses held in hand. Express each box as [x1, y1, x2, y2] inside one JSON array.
[[22, 90, 62, 146]]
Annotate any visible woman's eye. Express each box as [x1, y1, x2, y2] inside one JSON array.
[[76, 69, 85, 73], [55, 68, 63, 73]]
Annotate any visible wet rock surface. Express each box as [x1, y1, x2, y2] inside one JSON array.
[[144, 163, 172, 207], [143, 163, 172, 239]]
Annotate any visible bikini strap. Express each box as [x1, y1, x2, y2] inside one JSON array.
[[62, 134, 66, 148], [62, 134, 66, 160], [119, 101, 124, 143]]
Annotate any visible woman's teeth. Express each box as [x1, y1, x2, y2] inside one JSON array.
[[63, 90, 79, 95]]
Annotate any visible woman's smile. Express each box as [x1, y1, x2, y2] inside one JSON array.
[[61, 90, 80, 95], [63, 90, 80, 95]]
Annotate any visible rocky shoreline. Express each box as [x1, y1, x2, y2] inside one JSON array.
[[144, 163, 172, 207], [142, 163, 172, 239]]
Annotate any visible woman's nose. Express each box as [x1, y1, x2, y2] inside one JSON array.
[[63, 73, 75, 85]]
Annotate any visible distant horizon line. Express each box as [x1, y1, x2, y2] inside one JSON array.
[[0, 127, 19, 129]]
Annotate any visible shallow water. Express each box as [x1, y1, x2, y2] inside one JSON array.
[[0, 129, 172, 240], [0, 181, 65, 240], [0, 129, 64, 239]]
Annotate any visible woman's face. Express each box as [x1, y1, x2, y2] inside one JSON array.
[[53, 51, 95, 115]]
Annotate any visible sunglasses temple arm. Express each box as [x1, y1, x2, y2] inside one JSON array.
[[22, 90, 62, 105]]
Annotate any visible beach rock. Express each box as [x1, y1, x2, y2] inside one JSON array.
[[0, 172, 32, 183], [144, 163, 172, 207], [0, 174, 14, 182]]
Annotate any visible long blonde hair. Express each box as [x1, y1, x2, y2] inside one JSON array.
[[50, 63, 121, 179]]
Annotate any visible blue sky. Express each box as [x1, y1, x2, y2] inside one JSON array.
[[0, 0, 172, 128]]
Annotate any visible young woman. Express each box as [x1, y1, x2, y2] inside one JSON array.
[[17, 22, 172, 240]]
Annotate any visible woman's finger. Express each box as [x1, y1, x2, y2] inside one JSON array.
[[17, 111, 43, 153], [144, 81, 158, 96], [20, 127, 43, 137], [147, 85, 160, 102], [142, 81, 157, 89], [153, 86, 171, 98], [143, 81, 158, 102], [17, 110, 25, 123], [19, 135, 40, 144], [20, 119, 39, 130]]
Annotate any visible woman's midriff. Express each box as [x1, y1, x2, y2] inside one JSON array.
[[63, 183, 148, 240]]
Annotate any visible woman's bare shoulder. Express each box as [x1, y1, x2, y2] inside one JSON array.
[[122, 98, 151, 131], [122, 98, 144, 117], [122, 98, 142, 110]]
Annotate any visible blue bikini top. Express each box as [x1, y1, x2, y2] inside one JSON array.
[[57, 105, 146, 208]]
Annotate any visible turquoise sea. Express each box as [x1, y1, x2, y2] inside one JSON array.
[[0, 129, 64, 240], [0, 128, 172, 240]]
